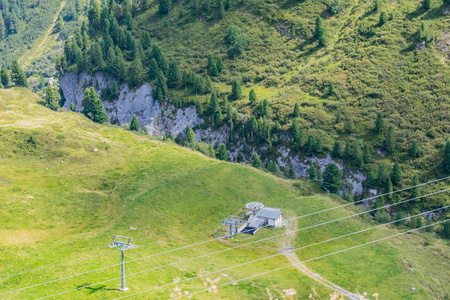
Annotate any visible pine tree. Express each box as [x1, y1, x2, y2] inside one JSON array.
[[411, 174, 421, 199], [345, 118, 355, 133], [88, 1, 101, 31], [209, 144, 216, 158], [375, 112, 385, 135], [309, 165, 317, 180], [217, 0, 225, 19], [391, 163, 402, 186], [148, 58, 159, 80], [409, 141, 419, 158], [386, 177, 393, 198], [288, 161, 297, 179], [141, 31, 152, 50], [322, 163, 342, 194], [231, 78, 242, 100], [186, 127, 195, 146], [315, 16, 326, 46], [377, 164, 387, 186], [167, 60, 181, 88], [159, 0, 172, 14], [315, 136, 323, 153], [0, 11, 5, 40], [268, 160, 276, 172], [1, 68, 9, 87], [366, 170, 376, 187], [90, 43, 104, 71], [216, 56, 224, 73], [379, 12, 388, 26], [130, 115, 139, 131], [423, 0, 431, 10], [81, 88, 109, 124], [128, 57, 144, 89], [336, 109, 342, 123], [291, 119, 300, 144], [10, 60, 28, 87], [363, 143, 373, 163], [252, 153, 262, 168], [249, 88, 257, 103], [209, 92, 220, 116], [328, 82, 335, 95], [293, 103, 300, 117], [441, 221, 450, 239], [218, 144, 228, 160], [44, 86, 59, 111], [384, 126, 395, 153], [306, 135, 315, 156], [443, 140, 450, 174]]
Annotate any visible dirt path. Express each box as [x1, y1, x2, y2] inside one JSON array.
[[280, 217, 364, 300], [19, 1, 67, 68]]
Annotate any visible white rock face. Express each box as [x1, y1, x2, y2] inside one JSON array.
[[60, 72, 203, 138]]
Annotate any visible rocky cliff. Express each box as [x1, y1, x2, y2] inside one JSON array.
[[60, 72, 367, 196]]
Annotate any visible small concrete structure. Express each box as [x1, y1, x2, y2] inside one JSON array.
[[240, 205, 284, 235], [257, 208, 283, 228]]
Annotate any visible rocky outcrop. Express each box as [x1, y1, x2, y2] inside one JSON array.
[[60, 72, 367, 197], [60, 72, 203, 138]]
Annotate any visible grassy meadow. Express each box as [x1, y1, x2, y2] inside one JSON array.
[[0, 88, 449, 299]]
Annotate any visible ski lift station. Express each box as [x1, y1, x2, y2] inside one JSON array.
[[240, 202, 284, 235]]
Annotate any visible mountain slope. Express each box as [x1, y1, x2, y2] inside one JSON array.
[[0, 88, 449, 299]]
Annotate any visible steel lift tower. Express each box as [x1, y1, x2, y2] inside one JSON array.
[[221, 216, 246, 238], [108, 235, 137, 291]]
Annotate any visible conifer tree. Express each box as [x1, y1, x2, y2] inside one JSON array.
[[315, 136, 323, 153], [141, 31, 152, 50], [328, 82, 335, 95], [386, 177, 393, 198], [81, 88, 109, 124], [252, 153, 262, 168], [70, 102, 75, 111], [0, 12, 5, 40], [293, 102, 300, 117], [167, 60, 181, 88], [410, 174, 421, 199], [159, 0, 172, 14], [443, 140, 450, 174], [366, 170, 376, 187], [128, 57, 144, 89], [306, 135, 315, 156], [363, 143, 373, 163], [44, 86, 59, 111], [315, 16, 326, 46], [288, 161, 297, 179], [186, 127, 195, 146], [209, 92, 220, 116], [1, 68, 9, 87], [323, 163, 342, 194], [291, 118, 300, 144], [245, 88, 256, 104], [218, 144, 228, 160], [336, 109, 342, 123], [10, 60, 27, 87], [423, 0, 431, 10], [209, 144, 216, 158], [130, 115, 139, 131], [377, 164, 387, 186], [217, 0, 225, 19], [309, 165, 317, 180], [230, 78, 241, 100], [90, 43, 104, 71], [216, 56, 224, 73], [391, 163, 402, 185], [375, 112, 385, 135], [409, 141, 419, 158], [156, 70, 168, 99], [384, 126, 395, 153], [149, 59, 159, 80], [216, 110, 224, 127], [345, 118, 355, 133], [379, 12, 388, 26], [268, 160, 276, 172]]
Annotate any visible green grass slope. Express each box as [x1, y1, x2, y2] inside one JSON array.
[[0, 88, 449, 299]]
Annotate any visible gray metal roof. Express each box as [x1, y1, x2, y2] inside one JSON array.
[[248, 218, 265, 228], [257, 208, 283, 220]]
